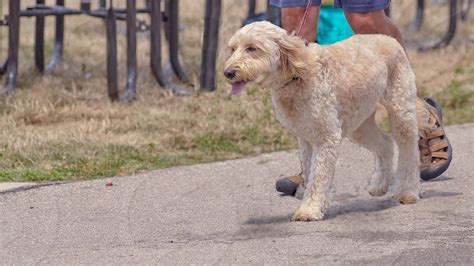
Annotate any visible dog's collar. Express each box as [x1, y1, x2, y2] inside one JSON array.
[[283, 76, 300, 86]]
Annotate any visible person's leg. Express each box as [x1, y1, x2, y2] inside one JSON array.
[[269, 0, 321, 42], [344, 10, 407, 55], [281, 5, 320, 42], [332, 0, 406, 54]]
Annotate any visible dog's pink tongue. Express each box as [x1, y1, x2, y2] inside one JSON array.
[[231, 81, 247, 95]]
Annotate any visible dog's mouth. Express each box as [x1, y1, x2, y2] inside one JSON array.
[[231, 81, 247, 95]]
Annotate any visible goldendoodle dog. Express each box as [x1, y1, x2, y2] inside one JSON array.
[[224, 21, 422, 222]]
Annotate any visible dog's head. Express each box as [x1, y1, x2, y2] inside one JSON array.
[[223, 21, 307, 95]]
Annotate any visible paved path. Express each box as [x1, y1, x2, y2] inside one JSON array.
[[0, 182, 36, 193], [1, 124, 473, 264]]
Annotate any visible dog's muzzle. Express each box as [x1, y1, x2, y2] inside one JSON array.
[[223, 68, 247, 95], [223, 68, 236, 80]]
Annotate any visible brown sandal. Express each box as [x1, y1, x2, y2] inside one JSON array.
[[419, 97, 453, 180]]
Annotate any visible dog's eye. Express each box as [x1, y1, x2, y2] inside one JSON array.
[[231, 47, 236, 53], [246, 46, 257, 52]]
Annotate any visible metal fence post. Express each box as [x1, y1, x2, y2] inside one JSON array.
[[46, 0, 65, 72], [166, 0, 189, 83], [150, 0, 190, 95], [409, 0, 424, 32], [35, 0, 45, 72], [106, 1, 119, 101], [419, 0, 457, 52], [1, 0, 20, 95], [121, 0, 137, 102], [200, 0, 221, 91]]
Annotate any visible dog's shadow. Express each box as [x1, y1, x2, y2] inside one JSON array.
[[324, 198, 397, 219], [245, 187, 462, 224], [245, 216, 289, 225], [242, 198, 397, 224], [421, 189, 462, 199]]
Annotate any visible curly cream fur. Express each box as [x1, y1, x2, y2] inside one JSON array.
[[225, 22, 421, 221]]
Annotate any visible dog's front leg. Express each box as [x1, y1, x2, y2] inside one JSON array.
[[292, 136, 341, 221]]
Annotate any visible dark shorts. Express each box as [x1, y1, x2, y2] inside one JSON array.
[[269, 0, 390, 12]]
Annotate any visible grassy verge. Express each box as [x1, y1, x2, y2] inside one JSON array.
[[0, 125, 294, 182]]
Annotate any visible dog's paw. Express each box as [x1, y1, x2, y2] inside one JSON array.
[[367, 173, 390, 197], [367, 185, 388, 197], [291, 208, 324, 222], [393, 193, 418, 204]]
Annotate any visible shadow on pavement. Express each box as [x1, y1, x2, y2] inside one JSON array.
[[244, 216, 290, 225], [421, 189, 462, 199], [325, 198, 398, 219], [422, 175, 453, 182]]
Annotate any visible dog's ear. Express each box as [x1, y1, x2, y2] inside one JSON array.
[[277, 34, 307, 78]]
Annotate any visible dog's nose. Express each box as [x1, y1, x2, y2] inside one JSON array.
[[224, 69, 236, 79]]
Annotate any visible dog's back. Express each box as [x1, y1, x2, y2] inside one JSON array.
[[310, 34, 415, 133]]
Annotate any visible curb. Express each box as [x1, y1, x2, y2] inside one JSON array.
[[0, 182, 38, 193]]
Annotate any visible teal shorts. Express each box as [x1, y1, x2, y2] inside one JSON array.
[[317, 5, 353, 45]]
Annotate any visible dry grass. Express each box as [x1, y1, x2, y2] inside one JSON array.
[[0, 0, 473, 182]]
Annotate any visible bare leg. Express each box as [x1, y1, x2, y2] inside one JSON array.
[[281, 6, 320, 42], [344, 10, 408, 58]]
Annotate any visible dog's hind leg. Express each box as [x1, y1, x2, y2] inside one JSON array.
[[350, 112, 395, 197], [384, 82, 420, 204]]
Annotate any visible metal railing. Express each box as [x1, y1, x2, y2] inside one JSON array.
[[0, 0, 222, 100]]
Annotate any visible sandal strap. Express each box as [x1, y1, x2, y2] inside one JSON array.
[[421, 159, 446, 169], [429, 139, 449, 152], [418, 100, 451, 169], [420, 148, 430, 156], [420, 139, 449, 162], [287, 175, 304, 184], [420, 160, 445, 170], [420, 162, 431, 169], [427, 104, 441, 125], [426, 127, 445, 139], [419, 128, 450, 165], [431, 151, 449, 159]]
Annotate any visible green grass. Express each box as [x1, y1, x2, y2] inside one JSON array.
[[0, 125, 295, 182], [0, 145, 179, 182], [436, 80, 473, 109], [0, 150, 196, 183], [435, 79, 473, 125]]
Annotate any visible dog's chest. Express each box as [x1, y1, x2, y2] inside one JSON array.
[[271, 94, 301, 134]]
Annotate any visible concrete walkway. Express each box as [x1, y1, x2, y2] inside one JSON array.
[[1, 124, 473, 264], [0, 182, 37, 193]]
